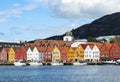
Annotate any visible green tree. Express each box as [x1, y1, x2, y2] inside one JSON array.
[[109, 37, 115, 43], [87, 37, 97, 42]]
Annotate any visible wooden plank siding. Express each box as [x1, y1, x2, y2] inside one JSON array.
[[109, 42, 120, 59]]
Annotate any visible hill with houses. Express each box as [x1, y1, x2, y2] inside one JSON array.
[[46, 12, 120, 40]]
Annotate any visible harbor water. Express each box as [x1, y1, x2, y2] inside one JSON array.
[[0, 65, 120, 82]]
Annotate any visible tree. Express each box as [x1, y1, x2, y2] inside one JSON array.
[[87, 37, 97, 42], [109, 38, 115, 43]]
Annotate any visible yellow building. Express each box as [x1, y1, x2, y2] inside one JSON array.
[[52, 46, 61, 63], [67, 47, 75, 62], [8, 47, 15, 63], [75, 44, 85, 62]]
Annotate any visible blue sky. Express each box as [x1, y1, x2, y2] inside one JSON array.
[[0, 0, 120, 42]]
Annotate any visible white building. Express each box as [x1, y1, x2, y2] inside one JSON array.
[[27, 46, 46, 63], [84, 45, 93, 62], [32, 47, 40, 62], [38, 47, 46, 62], [63, 31, 73, 41], [84, 44, 100, 62], [92, 45, 100, 62], [27, 47, 33, 62]]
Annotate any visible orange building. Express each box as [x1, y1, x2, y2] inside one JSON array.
[[75, 44, 85, 62], [60, 47, 68, 62], [8, 47, 15, 62], [67, 47, 76, 62]]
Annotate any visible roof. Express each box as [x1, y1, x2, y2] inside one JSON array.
[[71, 41, 86, 48], [36, 47, 47, 53], [3, 47, 10, 52], [45, 47, 54, 53], [101, 43, 112, 49], [81, 44, 88, 49], [105, 43, 112, 48], [88, 44, 94, 49], [96, 44, 103, 49]]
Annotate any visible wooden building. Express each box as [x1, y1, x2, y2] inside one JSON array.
[[109, 42, 120, 59]]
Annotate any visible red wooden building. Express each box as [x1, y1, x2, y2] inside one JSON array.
[[20, 46, 27, 60], [45, 47, 53, 62], [15, 46, 27, 61], [109, 42, 120, 59], [0, 47, 9, 62], [60, 47, 68, 62], [15, 47, 21, 61], [100, 43, 112, 61]]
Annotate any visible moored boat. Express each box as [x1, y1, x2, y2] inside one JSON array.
[[102, 60, 117, 65], [73, 62, 87, 66], [117, 59, 120, 63], [59, 62, 64, 65], [29, 62, 42, 66], [14, 60, 26, 66], [51, 62, 60, 66]]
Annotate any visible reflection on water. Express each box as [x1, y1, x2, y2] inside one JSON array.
[[0, 65, 119, 82]]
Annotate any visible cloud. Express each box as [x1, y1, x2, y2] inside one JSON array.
[[38, 0, 120, 19], [0, 3, 38, 23], [0, 4, 37, 16], [13, 24, 77, 39]]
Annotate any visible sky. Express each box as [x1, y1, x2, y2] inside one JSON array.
[[0, 0, 120, 42]]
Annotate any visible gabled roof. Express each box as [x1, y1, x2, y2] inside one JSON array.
[[69, 47, 76, 51], [95, 44, 103, 49], [45, 47, 54, 53], [12, 47, 20, 52], [100, 43, 112, 49], [36, 47, 47, 53], [3, 47, 10, 52], [88, 44, 94, 49], [109, 41, 120, 50], [81, 44, 88, 50]]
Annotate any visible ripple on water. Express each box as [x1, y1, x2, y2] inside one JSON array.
[[0, 65, 119, 82]]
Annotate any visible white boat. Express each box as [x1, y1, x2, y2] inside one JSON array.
[[59, 63, 64, 66], [73, 62, 87, 66], [51, 62, 60, 66], [103, 60, 117, 64], [117, 59, 120, 63], [29, 62, 42, 66], [14, 60, 26, 66]]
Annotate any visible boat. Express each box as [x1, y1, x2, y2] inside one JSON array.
[[59, 62, 64, 65], [103, 60, 117, 65], [117, 59, 120, 63], [14, 60, 26, 66], [29, 62, 43, 66], [51, 62, 60, 66], [73, 62, 87, 66], [116, 59, 120, 65]]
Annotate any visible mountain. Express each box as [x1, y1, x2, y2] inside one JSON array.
[[45, 12, 120, 40]]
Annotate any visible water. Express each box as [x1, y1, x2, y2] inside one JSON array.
[[0, 65, 120, 82]]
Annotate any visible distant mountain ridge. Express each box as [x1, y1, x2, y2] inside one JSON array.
[[45, 12, 120, 40]]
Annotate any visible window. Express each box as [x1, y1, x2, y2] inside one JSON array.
[[114, 46, 116, 48], [48, 52, 51, 54], [48, 56, 51, 58], [62, 53, 66, 55]]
